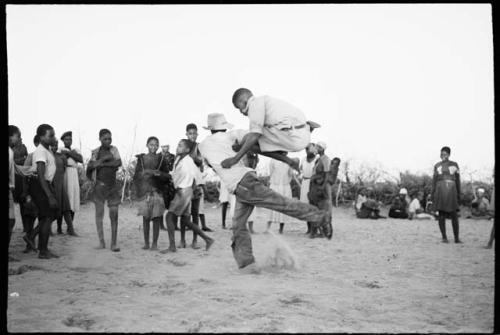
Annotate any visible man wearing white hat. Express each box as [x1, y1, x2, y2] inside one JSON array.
[[221, 88, 321, 173], [388, 188, 410, 219], [199, 113, 332, 273]]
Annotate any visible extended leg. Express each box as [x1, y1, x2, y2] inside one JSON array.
[[182, 215, 214, 251], [231, 199, 256, 268]]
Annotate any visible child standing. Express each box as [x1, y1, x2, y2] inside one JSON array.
[[86, 129, 123, 252], [133, 136, 173, 250], [30, 124, 59, 259], [160, 139, 214, 253]]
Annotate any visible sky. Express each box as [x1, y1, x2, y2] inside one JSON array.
[[6, 4, 495, 181]]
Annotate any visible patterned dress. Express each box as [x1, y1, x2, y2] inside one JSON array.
[[133, 153, 174, 219], [268, 159, 293, 223], [432, 160, 461, 213]]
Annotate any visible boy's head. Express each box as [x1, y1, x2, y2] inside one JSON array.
[[332, 157, 341, 166], [305, 143, 317, 156], [316, 142, 327, 155], [161, 144, 170, 154], [146, 136, 159, 154], [61, 131, 72, 148], [176, 139, 194, 156], [186, 123, 198, 142], [51, 139, 59, 153], [416, 191, 424, 201], [99, 129, 112, 148], [33, 134, 40, 147], [36, 124, 55, 147], [9, 125, 21, 148], [232, 88, 253, 115], [440, 146, 451, 161]]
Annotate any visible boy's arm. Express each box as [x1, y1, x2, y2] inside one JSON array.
[[221, 132, 261, 168], [65, 149, 83, 163], [100, 158, 122, 168]]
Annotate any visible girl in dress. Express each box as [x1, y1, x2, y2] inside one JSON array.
[[431, 146, 462, 243], [133, 137, 173, 250]]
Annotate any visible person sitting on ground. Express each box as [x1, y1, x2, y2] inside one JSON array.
[[408, 191, 434, 220], [388, 188, 410, 219], [356, 187, 384, 219], [469, 187, 491, 219]]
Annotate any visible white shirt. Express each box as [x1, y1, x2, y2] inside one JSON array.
[[9, 147, 15, 189], [172, 155, 200, 189], [300, 156, 317, 179], [408, 198, 421, 214], [247, 95, 307, 134], [269, 159, 293, 186], [199, 130, 253, 194], [32, 145, 56, 182]]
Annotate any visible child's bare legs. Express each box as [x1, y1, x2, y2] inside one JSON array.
[[151, 217, 161, 250], [221, 202, 229, 229], [279, 223, 284, 234], [142, 217, 150, 249], [95, 201, 106, 249], [179, 216, 187, 248], [160, 212, 177, 253], [109, 205, 120, 252], [181, 215, 214, 251]]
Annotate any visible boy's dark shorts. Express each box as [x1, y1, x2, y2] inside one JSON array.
[[93, 181, 121, 207]]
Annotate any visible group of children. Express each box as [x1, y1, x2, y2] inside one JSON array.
[[9, 125, 81, 260]]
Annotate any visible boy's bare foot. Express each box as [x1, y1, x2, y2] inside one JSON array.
[[202, 226, 213, 232], [441, 238, 449, 243], [484, 244, 493, 249], [142, 244, 150, 250], [110, 245, 120, 252], [205, 238, 214, 251], [23, 235, 37, 250], [455, 240, 463, 244], [191, 242, 201, 250], [95, 242, 106, 249], [160, 247, 177, 254], [150, 245, 158, 251], [179, 241, 187, 248]]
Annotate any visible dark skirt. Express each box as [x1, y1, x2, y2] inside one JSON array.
[[53, 175, 71, 216], [29, 177, 58, 219], [433, 179, 459, 212]]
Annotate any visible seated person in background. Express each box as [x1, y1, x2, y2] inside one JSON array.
[[388, 188, 409, 219], [356, 187, 384, 219], [408, 191, 434, 220], [355, 187, 368, 214], [469, 187, 491, 219]]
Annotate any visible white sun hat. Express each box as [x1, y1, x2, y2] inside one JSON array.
[[203, 113, 234, 131]]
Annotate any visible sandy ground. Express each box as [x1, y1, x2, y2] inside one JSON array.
[[7, 201, 495, 333]]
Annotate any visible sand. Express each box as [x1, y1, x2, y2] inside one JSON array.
[[7, 202, 495, 333]]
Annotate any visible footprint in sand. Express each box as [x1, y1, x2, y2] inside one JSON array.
[[62, 313, 97, 331], [354, 280, 383, 289]]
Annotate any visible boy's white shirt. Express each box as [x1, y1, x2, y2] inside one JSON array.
[[172, 154, 200, 189]]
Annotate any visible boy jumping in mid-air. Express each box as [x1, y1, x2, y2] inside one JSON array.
[[221, 88, 321, 172]]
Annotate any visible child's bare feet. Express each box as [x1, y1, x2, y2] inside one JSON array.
[[95, 242, 106, 250], [111, 245, 120, 252], [191, 242, 201, 250], [179, 241, 187, 248], [150, 244, 158, 251], [142, 244, 150, 250]]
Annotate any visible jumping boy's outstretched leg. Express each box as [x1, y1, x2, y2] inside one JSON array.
[[160, 212, 178, 253]]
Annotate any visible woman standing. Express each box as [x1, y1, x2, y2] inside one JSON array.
[[266, 155, 294, 234], [431, 146, 462, 244], [52, 140, 77, 236]]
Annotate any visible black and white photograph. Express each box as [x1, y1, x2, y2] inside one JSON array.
[[5, 3, 496, 333]]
